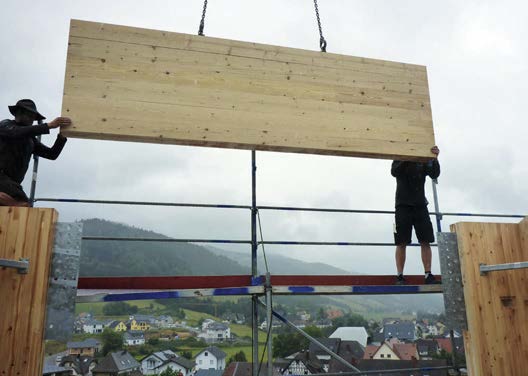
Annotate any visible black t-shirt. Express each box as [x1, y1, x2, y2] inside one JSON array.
[[0, 119, 67, 183], [391, 160, 440, 207]]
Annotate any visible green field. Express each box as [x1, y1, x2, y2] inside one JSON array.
[[75, 299, 166, 316]]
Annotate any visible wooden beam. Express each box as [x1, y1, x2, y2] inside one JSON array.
[[0, 207, 58, 376], [62, 19, 436, 161], [452, 218, 528, 376]]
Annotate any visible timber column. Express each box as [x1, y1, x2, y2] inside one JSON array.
[[0, 207, 58, 376], [452, 218, 528, 375]]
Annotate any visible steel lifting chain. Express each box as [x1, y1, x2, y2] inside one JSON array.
[[313, 0, 327, 52], [198, 0, 208, 36]]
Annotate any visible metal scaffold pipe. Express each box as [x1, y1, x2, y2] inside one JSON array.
[[258, 300, 361, 373], [35, 198, 524, 218]]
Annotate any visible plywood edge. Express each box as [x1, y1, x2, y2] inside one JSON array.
[[59, 129, 436, 162]]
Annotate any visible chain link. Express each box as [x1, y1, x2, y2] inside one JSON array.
[[198, 0, 208, 36], [313, 0, 327, 52]]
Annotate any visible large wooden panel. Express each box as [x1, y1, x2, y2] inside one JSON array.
[[0, 207, 58, 376], [61, 19, 436, 161], [452, 219, 528, 375]]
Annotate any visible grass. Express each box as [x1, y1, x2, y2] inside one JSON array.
[[75, 300, 166, 316], [182, 309, 218, 326]]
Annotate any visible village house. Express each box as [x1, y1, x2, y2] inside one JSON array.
[[195, 346, 227, 371], [66, 338, 101, 357], [141, 349, 195, 375], [157, 315, 174, 328], [128, 318, 151, 331], [91, 351, 141, 376], [107, 320, 128, 332], [59, 354, 97, 376], [124, 331, 146, 346], [130, 314, 158, 325], [82, 319, 104, 334], [309, 338, 364, 373], [329, 327, 369, 347], [383, 321, 416, 341], [198, 321, 231, 343], [280, 351, 323, 375], [363, 339, 418, 361]]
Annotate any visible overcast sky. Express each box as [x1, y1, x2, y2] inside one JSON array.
[[1, 0, 526, 276]]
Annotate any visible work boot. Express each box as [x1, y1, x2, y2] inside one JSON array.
[[425, 273, 441, 285], [395, 274, 407, 285]]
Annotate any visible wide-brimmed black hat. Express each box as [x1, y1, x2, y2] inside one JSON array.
[[8, 99, 46, 120]]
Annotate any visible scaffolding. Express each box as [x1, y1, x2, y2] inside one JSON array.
[[28, 149, 525, 376]]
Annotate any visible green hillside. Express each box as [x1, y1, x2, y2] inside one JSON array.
[[80, 219, 246, 276]]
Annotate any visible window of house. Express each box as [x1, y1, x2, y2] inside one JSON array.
[[199, 360, 203, 365], [205, 352, 208, 356], [380, 354, 384, 358], [387, 354, 391, 358], [210, 360, 214, 365]]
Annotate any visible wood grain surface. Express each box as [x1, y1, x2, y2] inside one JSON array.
[[62, 19, 436, 161]]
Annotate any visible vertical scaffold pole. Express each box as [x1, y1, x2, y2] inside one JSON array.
[[431, 178, 442, 232], [251, 150, 259, 376], [432, 178, 457, 372], [28, 120, 43, 207], [265, 272, 273, 376]]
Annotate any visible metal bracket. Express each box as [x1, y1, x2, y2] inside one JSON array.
[[45, 222, 83, 342], [438, 232, 468, 331], [480, 261, 528, 275], [0, 257, 29, 274]]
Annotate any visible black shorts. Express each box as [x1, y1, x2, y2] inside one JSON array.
[[394, 205, 434, 245], [0, 173, 29, 202]]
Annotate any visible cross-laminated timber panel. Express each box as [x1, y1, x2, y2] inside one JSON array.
[[62, 19, 436, 161], [0, 207, 58, 376], [451, 218, 528, 376]]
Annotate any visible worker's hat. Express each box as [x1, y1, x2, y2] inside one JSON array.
[[8, 99, 46, 120]]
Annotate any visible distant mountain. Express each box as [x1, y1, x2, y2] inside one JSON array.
[[79, 219, 246, 276], [205, 246, 351, 275], [79, 219, 443, 313]]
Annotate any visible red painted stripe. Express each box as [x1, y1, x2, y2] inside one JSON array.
[[77, 274, 440, 290], [77, 275, 252, 290]]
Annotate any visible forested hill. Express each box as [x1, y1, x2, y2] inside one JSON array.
[[79, 218, 247, 276]]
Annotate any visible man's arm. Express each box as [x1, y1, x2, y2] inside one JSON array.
[[425, 146, 440, 179], [391, 161, 409, 177], [33, 134, 67, 160], [0, 121, 50, 138]]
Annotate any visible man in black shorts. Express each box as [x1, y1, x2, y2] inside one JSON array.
[[391, 146, 440, 285], [0, 99, 71, 206]]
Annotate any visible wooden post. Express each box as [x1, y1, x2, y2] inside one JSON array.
[[0, 207, 58, 376], [452, 218, 528, 375]]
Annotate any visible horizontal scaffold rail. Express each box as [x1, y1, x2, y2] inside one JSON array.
[[35, 197, 526, 218], [76, 275, 443, 302]]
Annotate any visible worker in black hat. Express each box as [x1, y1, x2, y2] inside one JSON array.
[[0, 99, 72, 206]]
